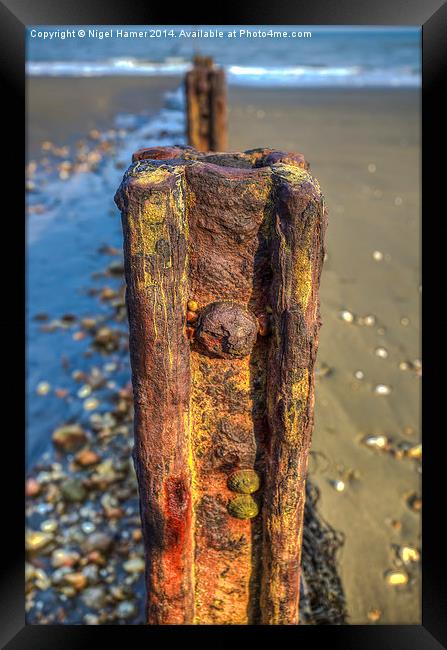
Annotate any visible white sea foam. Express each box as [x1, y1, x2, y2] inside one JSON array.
[[26, 59, 420, 88]]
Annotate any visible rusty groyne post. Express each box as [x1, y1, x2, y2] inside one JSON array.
[[115, 146, 327, 624], [185, 56, 228, 152]]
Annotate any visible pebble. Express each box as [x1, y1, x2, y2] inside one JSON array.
[[75, 448, 101, 467], [40, 519, 58, 533], [82, 564, 100, 584], [26, 477, 41, 497], [339, 310, 354, 323], [36, 502, 54, 515], [123, 558, 145, 574], [51, 567, 72, 585], [363, 434, 389, 450], [385, 570, 408, 587], [52, 424, 87, 453], [81, 521, 96, 534], [61, 586, 77, 597], [64, 572, 88, 591], [399, 546, 420, 564], [77, 384, 92, 399], [400, 317, 410, 327], [116, 601, 137, 619], [368, 163, 376, 173], [316, 363, 333, 378], [108, 260, 125, 275], [407, 493, 422, 513], [86, 551, 106, 566], [36, 381, 51, 395], [354, 370, 364, 380], [61, 479, 87, 503], [98, 244, 120, 256], [34, 569, 51, 591], [332, 480, 346, 493], [25, 562, 36, 583], [367, 608, 382, 623], [91, 459, 120, 486], [390, 519, 402, 532], [363, 315, 376, 327], [80, 318, 97, 331], [51, 549, 80, 568], [26, 530, 54, 552], [83, 397, 100, 411], [372, 250, 383, 261], [94, 327, 120, 349], [100, 286, 117, 301], [83, 532, 113, 554], [84, 613, 99, 625], [110, 585, 128, 601], [374, 384, 392, 396], [101, 493, 123, 519], [375, 347, 388, 359], [406, 444, 422, 460], [81, 586, 107, 609]]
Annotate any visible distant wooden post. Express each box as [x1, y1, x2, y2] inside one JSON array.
[[185, 56, 228, 152], [115, 146, 327, 625]]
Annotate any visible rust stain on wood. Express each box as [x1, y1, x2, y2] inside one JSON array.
[[115, 146, 327, 624]]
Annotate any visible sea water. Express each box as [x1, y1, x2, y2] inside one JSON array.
[[27, 26, 420, 88]]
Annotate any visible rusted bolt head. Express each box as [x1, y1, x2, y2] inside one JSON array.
[[227, 495, 259, 520], [195, 301, 258, 359], [227, 469, 261, 494]]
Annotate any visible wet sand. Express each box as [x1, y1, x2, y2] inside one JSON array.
[[27, 77, 421, 624], [26, 76, 182, 159]]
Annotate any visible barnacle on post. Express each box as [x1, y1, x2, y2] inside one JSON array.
[[227, 469, 261, 494], [227, 495, 260, 520]]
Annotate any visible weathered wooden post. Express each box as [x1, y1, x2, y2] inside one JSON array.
[[185, 56, 228, 152], [115, 146, 327, 624]]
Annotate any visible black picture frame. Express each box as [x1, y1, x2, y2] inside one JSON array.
[[3, 0, 444, 647]]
